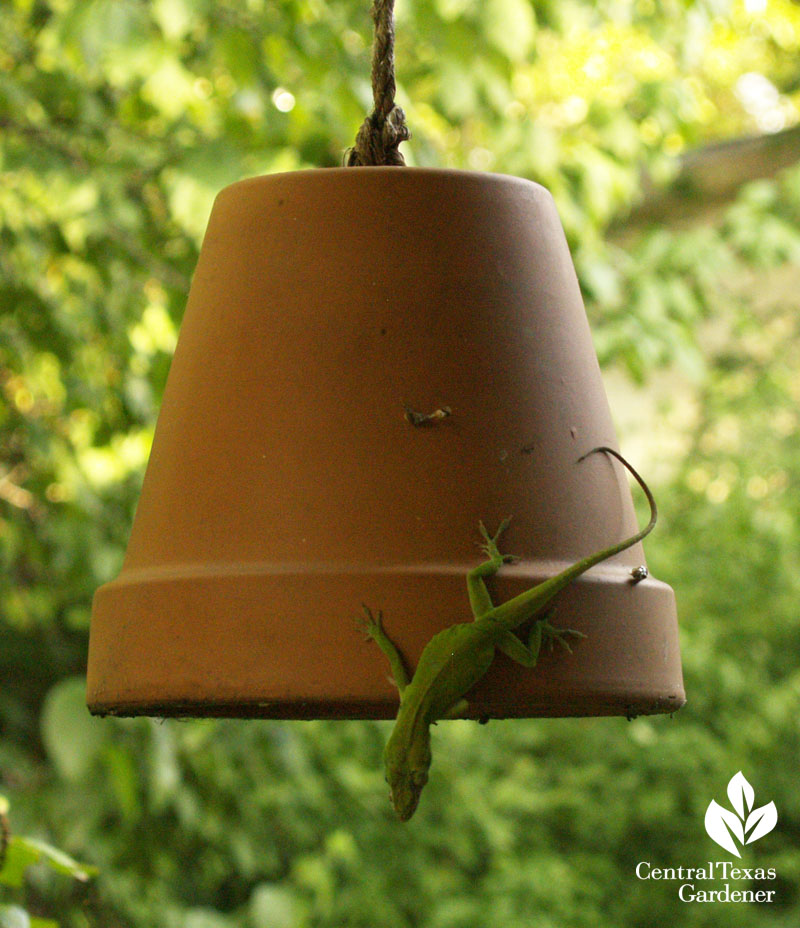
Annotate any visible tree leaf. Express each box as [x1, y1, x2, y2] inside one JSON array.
[[0, 839, 41, 889], [40, 677, 106, 781], [10, 837, 97, 883]]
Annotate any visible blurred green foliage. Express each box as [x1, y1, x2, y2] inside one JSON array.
[[1, 792, 95, 927], [1, 0, 800, 925]]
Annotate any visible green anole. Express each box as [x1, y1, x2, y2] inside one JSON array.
[[358, 446, 657, 820]]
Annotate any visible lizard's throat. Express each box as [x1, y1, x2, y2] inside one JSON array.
[[387, 701, 433, 768]]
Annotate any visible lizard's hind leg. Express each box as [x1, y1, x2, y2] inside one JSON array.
[[497, 609, 586, 667], [357, 606, 411, 693], [467, 519, 518, 619]]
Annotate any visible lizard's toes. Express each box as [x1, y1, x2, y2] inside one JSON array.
[[552, 628, 586, 652]]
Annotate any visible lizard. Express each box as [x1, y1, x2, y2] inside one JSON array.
[[358, 446, 657, 821]]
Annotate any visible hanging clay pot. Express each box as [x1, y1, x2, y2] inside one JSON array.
[[87, 168, 685, 720]]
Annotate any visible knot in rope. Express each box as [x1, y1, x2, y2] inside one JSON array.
[[346, 0, 410, 166]]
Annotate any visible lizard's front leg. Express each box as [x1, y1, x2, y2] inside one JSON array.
[[467, 518, 517, 619], [357, 606, 411, 694]]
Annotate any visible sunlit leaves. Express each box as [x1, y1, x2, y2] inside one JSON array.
[[152, 0, 201, 43], [483, 0, 536, 61]]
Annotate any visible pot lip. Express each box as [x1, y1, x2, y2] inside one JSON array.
[[215, 165, 550, 204], [95, 559, 668, 592]]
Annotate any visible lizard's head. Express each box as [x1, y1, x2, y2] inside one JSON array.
[[383, 731, 432, 822]]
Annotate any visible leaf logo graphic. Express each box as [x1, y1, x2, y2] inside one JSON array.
[[705, 772, 777, 857]]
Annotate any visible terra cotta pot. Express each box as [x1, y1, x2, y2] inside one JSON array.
[[87, 168, 685, 720]]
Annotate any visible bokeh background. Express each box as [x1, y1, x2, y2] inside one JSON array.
[[1, 0, 799, 925]]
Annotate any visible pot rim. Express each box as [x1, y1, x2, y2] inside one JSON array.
[[215, 164, 549, 203]]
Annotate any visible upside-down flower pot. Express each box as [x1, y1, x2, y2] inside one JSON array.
[[87, 168, 685, 720]]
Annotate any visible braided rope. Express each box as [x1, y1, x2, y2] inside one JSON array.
[[346, 0, 410, 166]]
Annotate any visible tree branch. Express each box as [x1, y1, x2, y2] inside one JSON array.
[[612, 123, 800, 235]]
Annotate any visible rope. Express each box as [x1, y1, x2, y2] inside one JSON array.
[[346, 0, 410, 166]]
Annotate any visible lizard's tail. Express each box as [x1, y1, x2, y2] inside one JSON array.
[[488, 446, 657, 628], [576, 445, 657, 547]]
